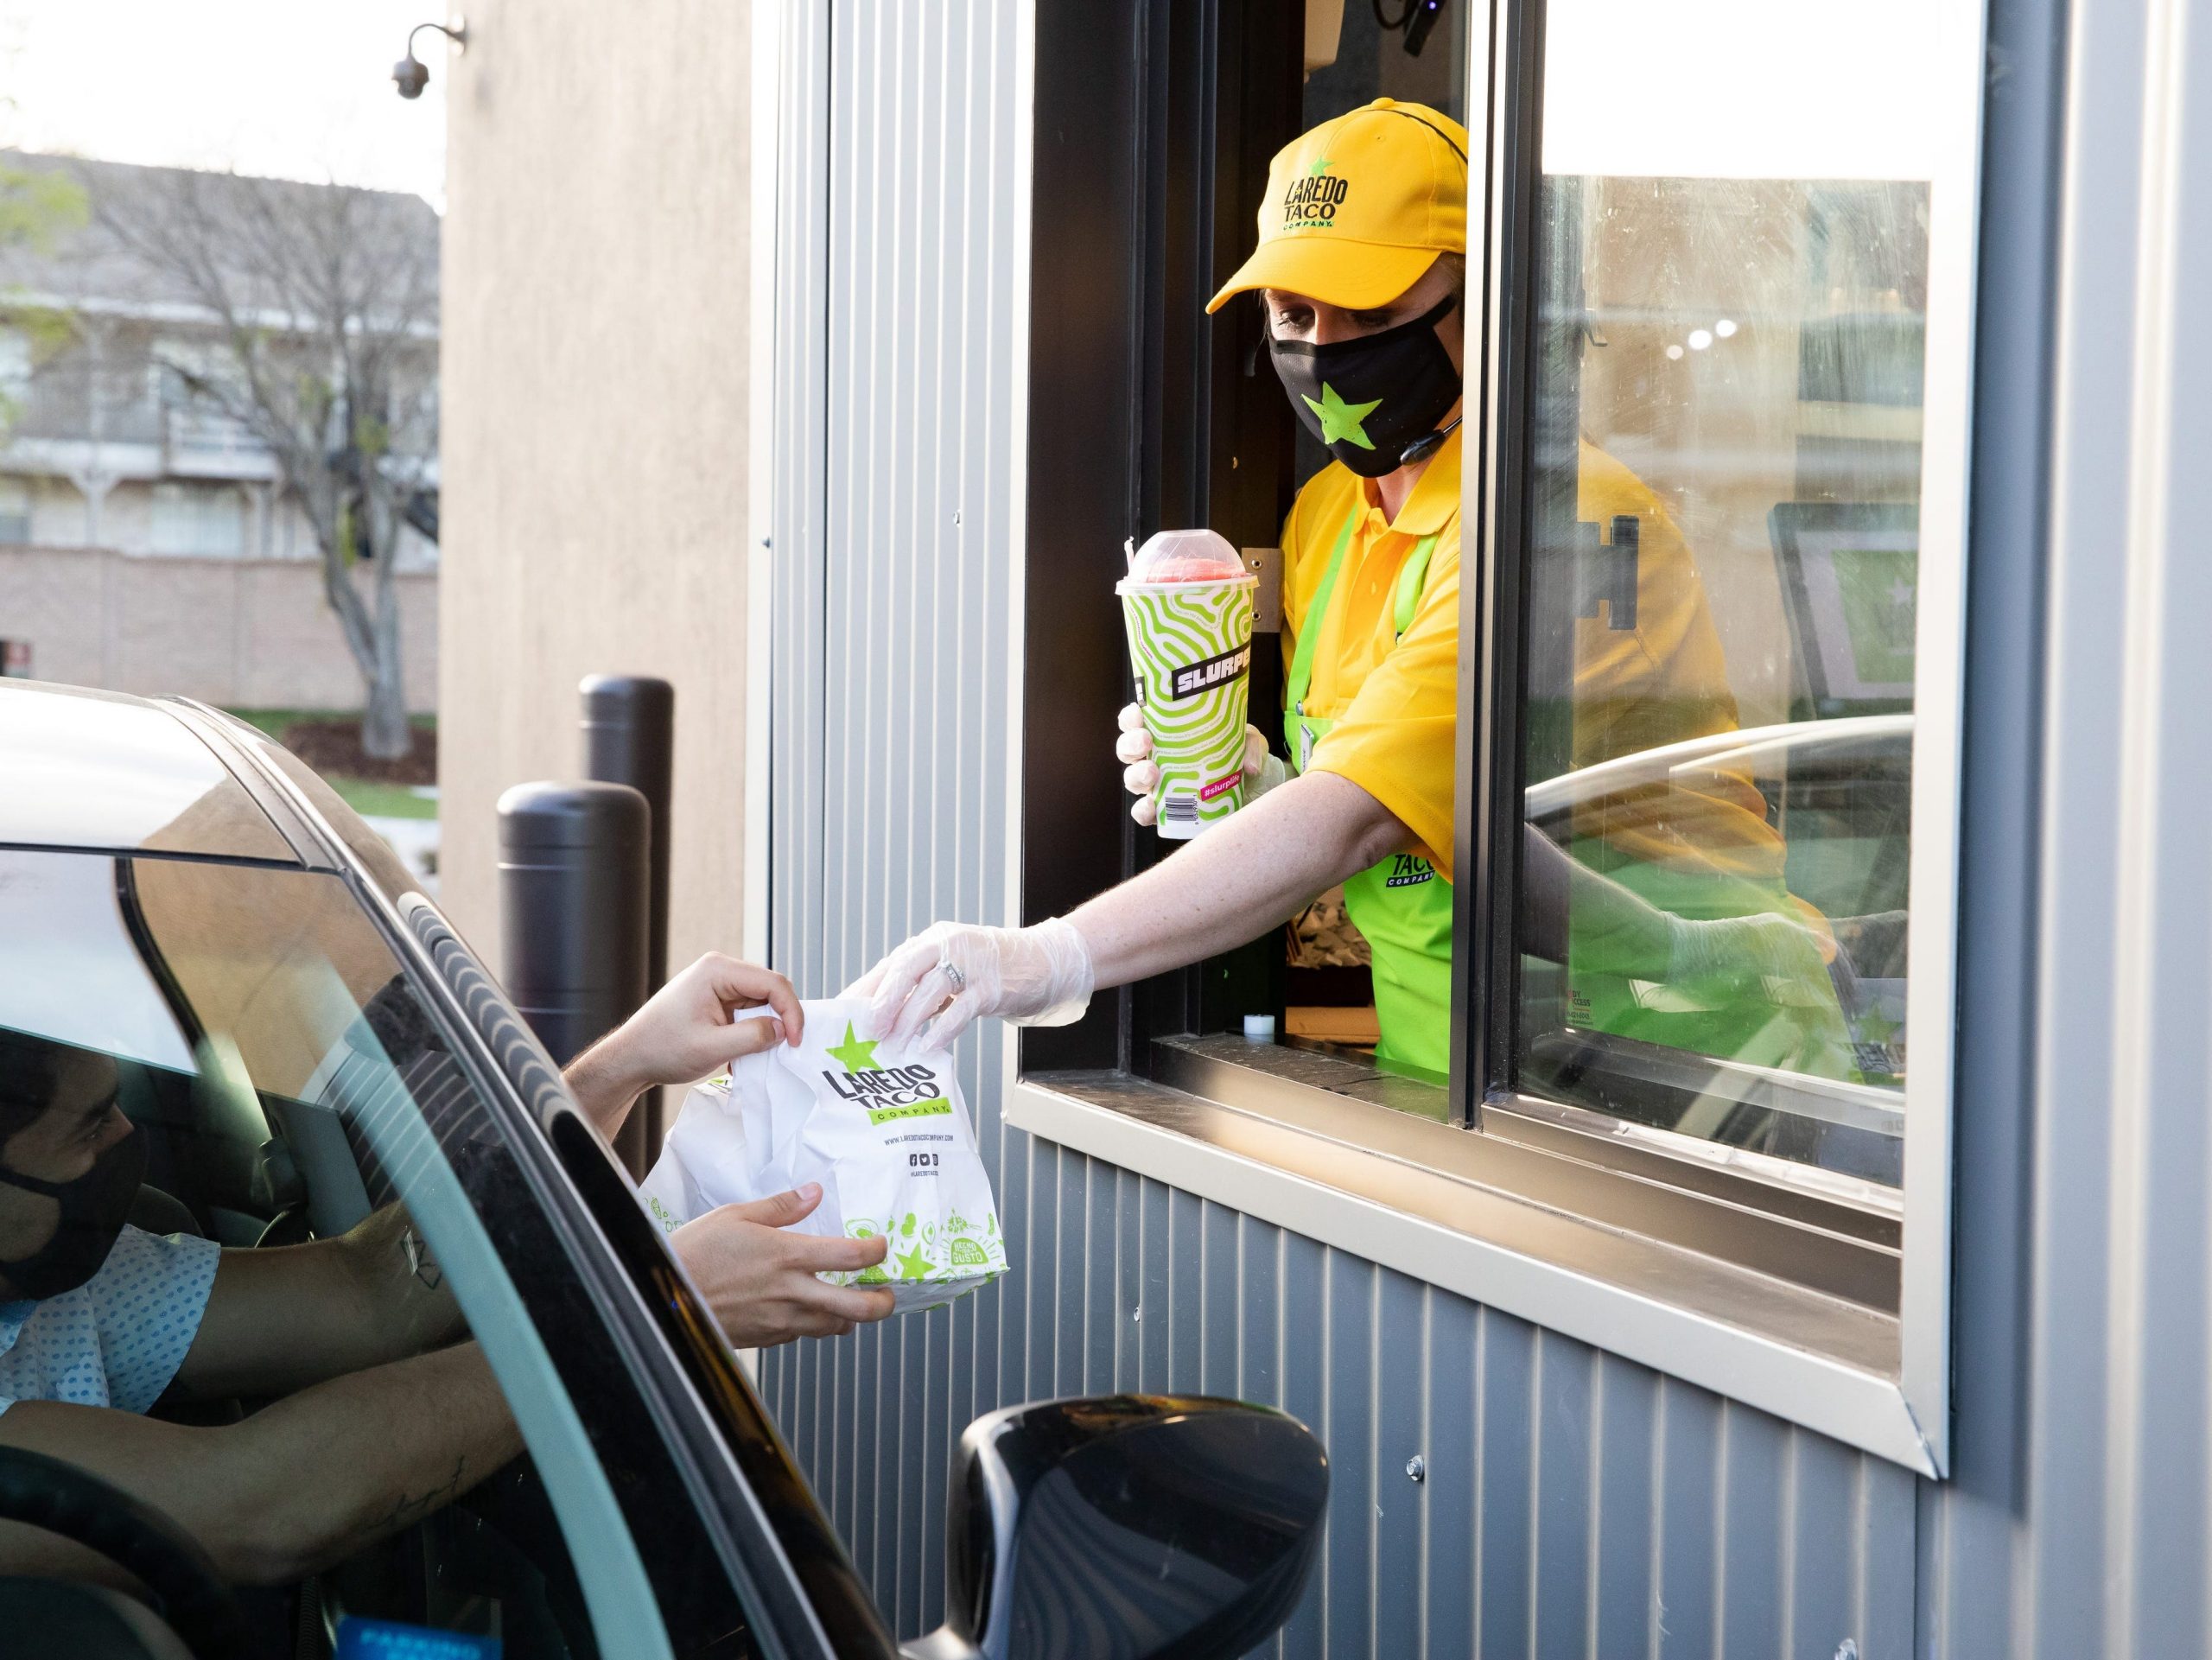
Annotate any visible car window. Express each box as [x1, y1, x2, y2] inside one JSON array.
[[202, 705, 423, 901], [402, 899, 904, 1660], [0, 684, 295, 862], [0, 849, 760, 1659]]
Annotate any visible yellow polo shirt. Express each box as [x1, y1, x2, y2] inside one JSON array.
[[1283, 433, 1464, 878], [1562, 444, 1783, 883], [1283, 435, 1782, 887]]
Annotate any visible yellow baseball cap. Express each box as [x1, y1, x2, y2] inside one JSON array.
[[1207, 99, 1469, 315]]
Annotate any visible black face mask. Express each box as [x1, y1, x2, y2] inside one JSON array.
[[1268, 291, 1462, 479], [0, 1127, 145, 1301]]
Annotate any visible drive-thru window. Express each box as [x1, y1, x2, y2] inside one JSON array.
[[986, 0, 1982, 1472]]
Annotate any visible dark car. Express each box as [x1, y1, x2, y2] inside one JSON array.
[[0, 680, 1327, 1660]]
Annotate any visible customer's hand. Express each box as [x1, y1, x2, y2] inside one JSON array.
[[565, 953, 803, 1135], [671, 1185, 895, 1345], [850, 918, 1096, 1051], [1116, 703, 1285, 827]]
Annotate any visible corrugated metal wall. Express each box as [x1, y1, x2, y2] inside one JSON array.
[[763, 0, 2212, 1655], [1907, 0, 2212, 1651], [762, 0, 1025, 1638]]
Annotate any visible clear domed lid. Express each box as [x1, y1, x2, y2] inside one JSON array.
[[1124, 529, 1246, 583]]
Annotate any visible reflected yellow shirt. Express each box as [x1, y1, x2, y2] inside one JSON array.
[[1283, 433, 1464, 879], [1282, 435, 1781, 887], [1565, 443, 1781, 881]]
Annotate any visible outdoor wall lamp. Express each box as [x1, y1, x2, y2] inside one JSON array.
[[393, 17, 467, 100]]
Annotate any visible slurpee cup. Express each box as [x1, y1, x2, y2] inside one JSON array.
[[1117, 530, 1259, 839]]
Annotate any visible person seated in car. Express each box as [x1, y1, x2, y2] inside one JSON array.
[[0, 953, 882, 1587]]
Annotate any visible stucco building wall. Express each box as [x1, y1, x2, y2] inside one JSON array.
[[437, 0, 753, 970]]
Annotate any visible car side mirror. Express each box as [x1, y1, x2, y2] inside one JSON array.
[[905, 1395, 1328, 1660]]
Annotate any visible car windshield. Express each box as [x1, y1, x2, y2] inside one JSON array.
[[0, 848, 756, 1659]]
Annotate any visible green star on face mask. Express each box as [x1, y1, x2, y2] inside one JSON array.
[[1269, 290, 1461, 478], [1302, 382, 1385, 448]]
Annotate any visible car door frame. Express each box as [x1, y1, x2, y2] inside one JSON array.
[[169, 699, 900, 1660]]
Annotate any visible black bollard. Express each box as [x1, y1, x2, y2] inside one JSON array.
[[580, 675, 675, 1160], [498, 780, 651, 1175]]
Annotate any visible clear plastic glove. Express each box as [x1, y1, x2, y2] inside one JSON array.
[[1116, 702, 1287, 828], [1668, 906, 1838, 987], [851, 917, 1096, 1052]]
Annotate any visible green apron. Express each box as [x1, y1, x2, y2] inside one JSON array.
[[1285, 515, 1453, 1076]]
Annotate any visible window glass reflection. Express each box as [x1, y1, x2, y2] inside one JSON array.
[[1515, 3, 1944, 1186]]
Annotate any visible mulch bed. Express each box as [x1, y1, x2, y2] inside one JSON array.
[[279, 719, 438, 786]]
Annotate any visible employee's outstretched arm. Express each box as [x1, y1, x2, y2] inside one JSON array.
[[858, 776, 1842, 1047], [859, 770, 1407, 1048]]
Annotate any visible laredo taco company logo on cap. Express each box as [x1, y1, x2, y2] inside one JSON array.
[[1282, 154, 1348, 230]]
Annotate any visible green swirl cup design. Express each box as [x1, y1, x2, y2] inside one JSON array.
[[1117, 573, 1259, 839]]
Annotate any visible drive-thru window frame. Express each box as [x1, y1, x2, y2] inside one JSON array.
[[1002, 0, 2003, 1475]]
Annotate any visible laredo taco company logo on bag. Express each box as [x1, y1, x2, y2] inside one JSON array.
[[634, 999, 1008, 1315], [823, 1021, 951, 1125]]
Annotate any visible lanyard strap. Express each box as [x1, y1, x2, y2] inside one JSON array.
[[1287, 512, 1441, 716], [1287, 516, 1357, 716], [1395, 533, 1439, 636]]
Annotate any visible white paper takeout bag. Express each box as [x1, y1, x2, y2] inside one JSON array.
[[635, 997, 1007, 1314]]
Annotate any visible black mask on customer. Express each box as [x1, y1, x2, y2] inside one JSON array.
[[0, 1127, 146, 1301], [1268, 292, 1462, 478]]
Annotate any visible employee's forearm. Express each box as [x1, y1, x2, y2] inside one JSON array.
[[1069, 771, 1408, 989]]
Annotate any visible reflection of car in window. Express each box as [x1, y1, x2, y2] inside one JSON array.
[[0, 680, 1330, 1660], [1522, 715, 1915, 1185]]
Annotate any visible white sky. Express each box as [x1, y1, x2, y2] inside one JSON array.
[[0, 0, 447, 207], [1544, 0, 1970, 181]]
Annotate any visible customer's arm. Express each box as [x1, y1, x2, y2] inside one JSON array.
[[171, 1204, 466, 1400], [0, 1340, 520, 1587], [561, 955, 897, 1340], [563, 954, 805, 1141]]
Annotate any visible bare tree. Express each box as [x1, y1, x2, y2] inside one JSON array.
[[0, 162, 86, 431], [82, 165, 438, 760]]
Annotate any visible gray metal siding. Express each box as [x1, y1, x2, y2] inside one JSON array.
[[1908, 0, 2212, 1650], [769, 1126, 1925, 1653], [763, 0, 2212, 1655], [764, 0, 1023, 1638]]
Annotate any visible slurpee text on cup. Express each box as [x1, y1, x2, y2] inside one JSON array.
[[1117, 530, 1259, 839]]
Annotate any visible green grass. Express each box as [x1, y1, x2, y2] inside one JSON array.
[[225, 708, 438, 740], [326, 777, 438, 820], [222, 709, 440, 823]]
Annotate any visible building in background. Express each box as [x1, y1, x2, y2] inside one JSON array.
[[0, 152, 439, 712], [437, 0, 753, 974]]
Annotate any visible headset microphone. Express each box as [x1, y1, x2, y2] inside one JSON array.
[[1400, 415, 1464, 467]]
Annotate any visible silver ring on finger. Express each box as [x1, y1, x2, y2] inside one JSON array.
[[940, 959, 968, 995]]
